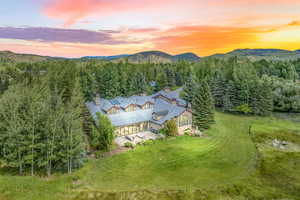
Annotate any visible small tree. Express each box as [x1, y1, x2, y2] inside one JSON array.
[[165, 119, 179, 136], [93, 113, 115, 151]]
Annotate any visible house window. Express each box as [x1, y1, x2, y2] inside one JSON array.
[[115, 128, 121, 136], [143, 103, 153, 109], [178, 112, 191, 127], [142, 122, 149, 131], [117, 123, 149, 136], [159, 95, 171, 103], [108, 107, 119, 114], [121, 127, 126, 136], [125, 105, 136, 112]]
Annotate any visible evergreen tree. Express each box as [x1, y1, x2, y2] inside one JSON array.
[[166, 68, 176, 88], [210, 72, 226, 107], [155, 72, 168, 91], [222, 81, 236, 112], [93, 113, 115, 151], [192, 80, 215, 130], [181, 72, 196, 104]]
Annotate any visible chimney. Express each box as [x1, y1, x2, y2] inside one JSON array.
[[164, 87, 171, 93], [94, 94, 101, 106]]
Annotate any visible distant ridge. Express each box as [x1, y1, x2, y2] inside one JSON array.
[[81, 54, 130, 60], [0, 50, 51, 63], [111, 51, 200, 63], [173, 53, 200, 62], [209, 48, 300, 61], [1, 48, 300, 63], [0, 50, 200, 63], [81, 51, 200, 63]]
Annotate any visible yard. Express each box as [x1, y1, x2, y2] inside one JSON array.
[[1, 112, 299, 200], [77, 113, 257, 191]]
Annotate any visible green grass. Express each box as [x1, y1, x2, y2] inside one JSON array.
[[77, 113, 256, 191], [0, 112, 299, 200], [243, 116, 300, 199]]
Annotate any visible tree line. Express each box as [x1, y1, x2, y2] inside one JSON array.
[[0, 61, 85, 175], [0, 57, 299, 175]]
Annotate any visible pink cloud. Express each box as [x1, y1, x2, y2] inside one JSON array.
[[0, 27, 130, 44], [208, 0, 300, 6], [43, 0, 174, 27]]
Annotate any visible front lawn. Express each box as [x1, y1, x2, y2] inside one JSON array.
[[1, 112, 299, 200], [77, 113, 257, 190]]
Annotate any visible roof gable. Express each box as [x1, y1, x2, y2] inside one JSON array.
[[86, 88, 188, 126]]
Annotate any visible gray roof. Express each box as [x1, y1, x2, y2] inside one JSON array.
[[86, 88, 188, 127], [151, 98, 185, 124]]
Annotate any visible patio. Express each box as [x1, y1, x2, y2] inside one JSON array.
[[114, 131, 163, 146]]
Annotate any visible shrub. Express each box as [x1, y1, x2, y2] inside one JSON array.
[[142, 140, 154, 146], [235, 104, 252, 114], [184, 128, 191, 136], [124, 142, 134, 148], [95, 150, 105, 158], [165, 119, 179, 136], [159, 128, 167, 135]]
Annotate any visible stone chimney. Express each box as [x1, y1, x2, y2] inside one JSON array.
[[164, 87, 171, 93], [94, 94, 101, 106], [141, 92, 147, 96]]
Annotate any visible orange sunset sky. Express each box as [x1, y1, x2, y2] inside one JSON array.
[[1, 0, 300, 57]]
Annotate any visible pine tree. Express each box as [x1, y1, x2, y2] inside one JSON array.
[[166, 68, 176, 88], [181, 72, 196, 104], [94, 113, 115, 151], [210, 72, 226, 107], [250, 79, 273, 116], [155, 72, 168, 91], [192, 80, 215, 130], [223, 81, 236, 112], [259, 81, 273, 116]]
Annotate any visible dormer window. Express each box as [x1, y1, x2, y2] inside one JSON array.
[[125, 104, 136, 112], [142, 102, 153, 109], [157, 95, 171, 103], [152, 110, 168, 121], [153, 114, 162, 121], [107, 107, 120, 114]]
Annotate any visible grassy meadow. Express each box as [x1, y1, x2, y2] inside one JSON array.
[[0, 112, 299, 200]]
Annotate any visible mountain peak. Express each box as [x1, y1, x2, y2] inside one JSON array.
[[173, 52, 200, 61]]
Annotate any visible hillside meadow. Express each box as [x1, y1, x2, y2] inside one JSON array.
[[0, 112, 299, 200]]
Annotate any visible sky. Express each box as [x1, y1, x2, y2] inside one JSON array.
[[0, 0, 300, 57]]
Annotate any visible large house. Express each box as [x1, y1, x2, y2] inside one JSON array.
[[86, 88, 192, 137]]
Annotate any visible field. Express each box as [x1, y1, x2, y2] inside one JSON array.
[[0, 112, 299, 200], [77, 113, 256, 190]]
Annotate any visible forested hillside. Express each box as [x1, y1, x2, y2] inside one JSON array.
[[209, 48, 300, 61], [0, 56, 299, 176], [0, 61, 85, 175], [0, 51, 50, 63]]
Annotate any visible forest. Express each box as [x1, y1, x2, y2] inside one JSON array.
[[0, 57, 299, 175]]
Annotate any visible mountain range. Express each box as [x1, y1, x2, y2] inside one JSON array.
[[82, 51, 200, 63], [1, 49, 300, 63], [209, 49, 300, 61]]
